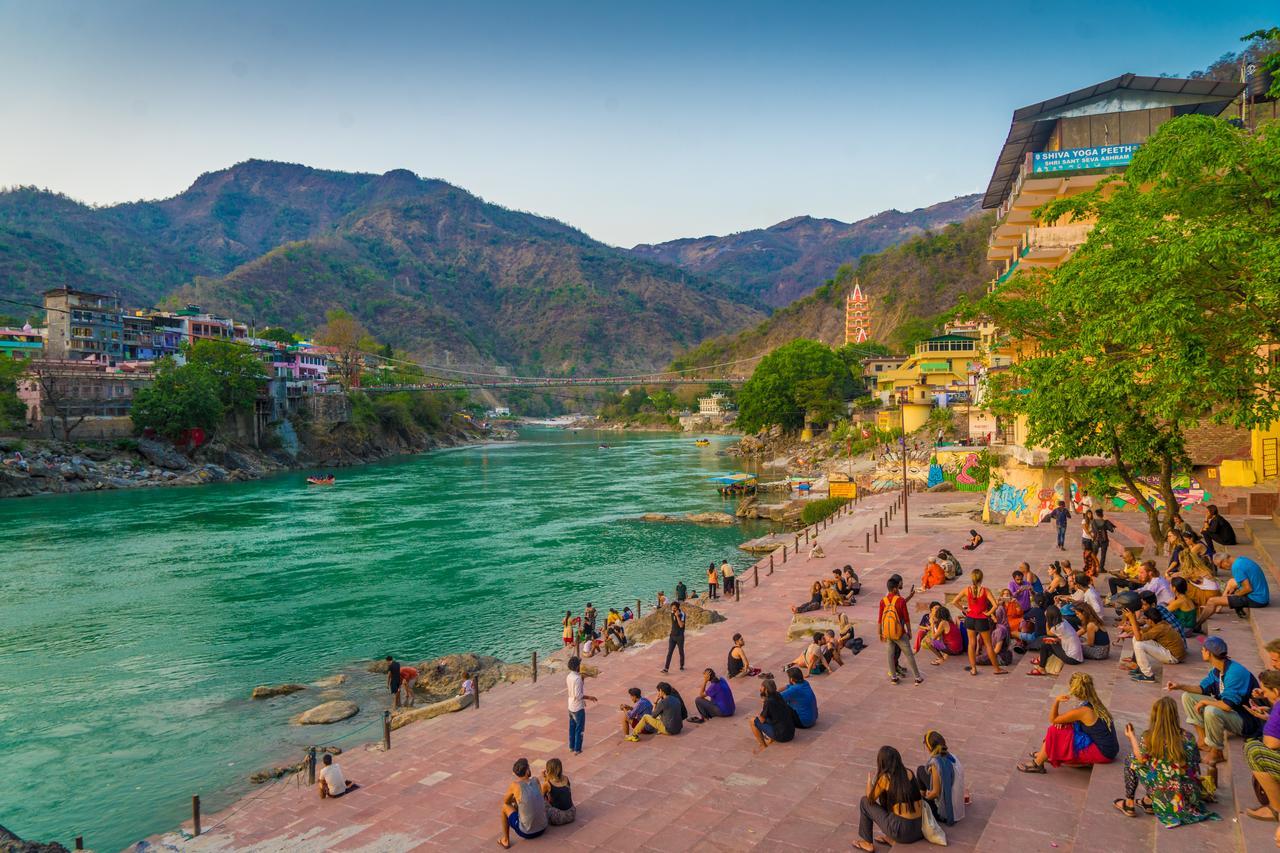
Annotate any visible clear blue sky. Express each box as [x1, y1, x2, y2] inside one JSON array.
[[0, 1, 1271, 246]]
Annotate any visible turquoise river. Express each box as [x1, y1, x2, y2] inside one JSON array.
[[0, 430, 770, 851]]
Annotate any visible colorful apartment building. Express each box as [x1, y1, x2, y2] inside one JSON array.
[[0, 326, 44, 360], [976, 72, 1279, 523], [42, 288, 124, 361]]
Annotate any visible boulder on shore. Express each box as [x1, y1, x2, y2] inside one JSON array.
[[0, 824, 69, 853], [292, 700, 359, 725], [390, 694, 472, 730], [137, 438, 190, 471], [625, 603, 725, 645], [684, 512, 736, 525], [312, 674, 348, 688], [251, 683, 308, 700]]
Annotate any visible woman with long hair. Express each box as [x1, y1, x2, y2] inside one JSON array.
[[540, 757, 576, 825], [950, 570, 1008, 676], [791, 580, 824, 614], [1018, 673, 1118, 773], [1026, 606, 1084, 676], [1115, 696, 1217, 826], [855, 745, 924, 850], [1075, 601, 1112, 660], [926, 604, 964, 666], [918, 730, 966, 825]]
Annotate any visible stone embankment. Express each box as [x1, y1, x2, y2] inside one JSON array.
[[0, 419, 490, 500]]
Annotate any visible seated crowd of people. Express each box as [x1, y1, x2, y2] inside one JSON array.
[[453, 502, 1277, 847]]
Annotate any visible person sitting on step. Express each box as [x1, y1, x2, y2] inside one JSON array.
[[1017, 673, 1118, 774]]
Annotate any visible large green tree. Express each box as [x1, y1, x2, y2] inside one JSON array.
[[0, 357, 28, 430], [736, 339, 855, 432], [185, 339, 269, 413], [964, 114, 1280, 545], [130, 360, 224, 441]]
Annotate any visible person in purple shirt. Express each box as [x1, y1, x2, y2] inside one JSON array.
[[1008, 569, 1033, 612], [689, 668, 735, 723], [1245, 670, 1280, 829]]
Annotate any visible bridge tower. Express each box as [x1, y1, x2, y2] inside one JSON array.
[[845, 281, 870, 345]]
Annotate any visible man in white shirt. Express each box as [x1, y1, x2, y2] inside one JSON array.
[[1061, 572, 1104, 618], [565, 656, 596, 755], [317, 753, 353, 799]]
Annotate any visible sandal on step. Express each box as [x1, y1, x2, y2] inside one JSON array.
[[1112, 799, 1136, 817], [1247, 805, 1279, 821], [1016, 762, 1046, 774], [1138, 798, 1154, 816]]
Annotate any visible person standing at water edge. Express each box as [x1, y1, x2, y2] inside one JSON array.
[[706, 562, 719, 599], [566, 656, 596, 755], [663, 601, 687, 673], [721, 559, 735, 595], [386, 656, 402, 709], [675, 579, 687, 603]]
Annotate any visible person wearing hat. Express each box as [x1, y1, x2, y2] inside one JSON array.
[[1166, 636, 1262, 765]]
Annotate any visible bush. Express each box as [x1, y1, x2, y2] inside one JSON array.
[[801, 497, 850, 526]]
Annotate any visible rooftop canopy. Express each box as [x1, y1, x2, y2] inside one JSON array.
[[982, 73, 1244, 210]]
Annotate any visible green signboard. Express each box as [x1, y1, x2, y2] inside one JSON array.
[[1033, 143, 1138, 174]]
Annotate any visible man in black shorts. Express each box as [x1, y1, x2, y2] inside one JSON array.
[[662, 601, 686, 673], [386, 655, 402, 709]]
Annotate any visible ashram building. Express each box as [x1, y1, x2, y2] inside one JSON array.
[[971, 73, 1280, 524]]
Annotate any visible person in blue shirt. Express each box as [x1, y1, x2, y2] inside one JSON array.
[[1167, 636, 1261, 765], [619, 687, 653, 737], [1046, 500, 1070, 551], [1202, 554, 1270, 622], [781, 667, 818, 729]]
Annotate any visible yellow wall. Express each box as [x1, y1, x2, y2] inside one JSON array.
[[902, 403, 931, 434], [982, 457, 1064, 527]]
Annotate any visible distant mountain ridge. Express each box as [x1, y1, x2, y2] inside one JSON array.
[[629, 194, 984, 307], [671, 212, 997, 372], [0, 160, 760, 372]]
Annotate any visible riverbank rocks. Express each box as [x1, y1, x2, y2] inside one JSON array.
[[738, 534, 785, 554], [251, 683, 308, 699], [292, 700, 359, 725], [626, 603, 725, 645], [684, 512, 736, 525], [0, 825, 69, 853], [786, 614, 843, 643], [312, 674, 348, 688], [390, 694, 472, 730], [639, 511, 736, 525], [250, 746, 342, 784], [137, 438, 189, 470]]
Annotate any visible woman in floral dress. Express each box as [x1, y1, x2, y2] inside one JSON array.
[[1114, 696, 1218, 827]]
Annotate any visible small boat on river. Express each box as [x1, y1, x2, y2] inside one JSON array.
[[694, 439, 711, 446], [306, 475, 336, 486]]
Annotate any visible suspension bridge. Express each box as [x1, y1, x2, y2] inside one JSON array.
[[360, 373, 749, 393]]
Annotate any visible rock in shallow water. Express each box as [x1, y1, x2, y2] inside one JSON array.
[[251, 683, 308, 699], [292, 700, 359, 725]]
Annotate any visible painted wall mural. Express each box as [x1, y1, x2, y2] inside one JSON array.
[[984, 464, 1212, 528], [867, 446, 932, 492], [1109, 473, 1210, 511], [927, 450, 992, 493]]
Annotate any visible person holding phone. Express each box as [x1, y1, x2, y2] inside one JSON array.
[[1114, 696, 1215, 825], [1245, 670, 1280, 830]]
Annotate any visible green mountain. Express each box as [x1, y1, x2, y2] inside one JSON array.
[[630, 195, 983, 308], [672, 213, 997, 370], [0, 161, 761, 372]]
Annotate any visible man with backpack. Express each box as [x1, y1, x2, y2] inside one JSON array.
[[879, 574, 923, 685]]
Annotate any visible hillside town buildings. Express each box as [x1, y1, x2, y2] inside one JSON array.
[[9, 287, 339, 437]]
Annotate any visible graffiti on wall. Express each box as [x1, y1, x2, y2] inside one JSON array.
[[988, 482, 1030, 516], [1110, 474, 1210, 511], [927, 450, 992, 493]]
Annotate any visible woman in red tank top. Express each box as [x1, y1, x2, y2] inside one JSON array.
[[951, 570, 1008, 676]]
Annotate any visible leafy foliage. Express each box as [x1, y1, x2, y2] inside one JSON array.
[[130, 359, 224, 441], [801, 497, 850, 525], [184, 339, 269, 413], [963, 114, 1280, 542], [736, 340, 856, 432], [0, 357, 28, 429]]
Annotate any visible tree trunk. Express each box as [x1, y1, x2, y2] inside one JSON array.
[[1109, 431, 1165, 554], [1157, 452, 1180, 540]]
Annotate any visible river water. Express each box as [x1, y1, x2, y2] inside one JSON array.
[[0, 430, 766, 850]]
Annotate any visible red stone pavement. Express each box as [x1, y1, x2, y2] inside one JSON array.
[[137, 491, 1277, 853]]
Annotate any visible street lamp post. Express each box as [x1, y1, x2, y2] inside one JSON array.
[[900, 435, 909, 534]]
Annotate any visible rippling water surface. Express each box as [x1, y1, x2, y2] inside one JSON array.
[[0, 430, 765, 850]]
